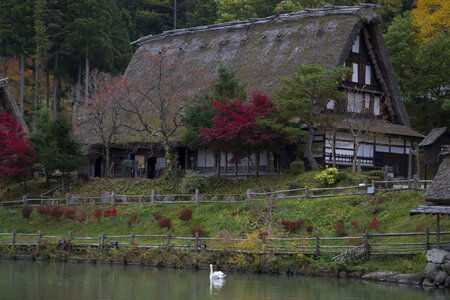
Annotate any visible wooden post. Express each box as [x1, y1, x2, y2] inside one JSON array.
[[195, 189, 199, 204], [100, 232, 105, 248], [130, 232, 135, 244], [246, 189, 251, 202], [37, 230, 42, 251], [22, 195, 27, 206], [262, 234, 267, 244], [68, 231, 72, 246], [195, 232, 199, 252], [425, 228, 429, 251], [12, 229, 16, 249], [305, 186, 309, 199], [413, 175, 419, 191], [436, 215, 440, 249], [371, 180, 375, 194], [408, 148, 413, 189], [66, 193, 70, 206], [315, 231, 320, 257], [415, 147, 420, 183], [364, 230, 370, 258], [110, 192, 115, 205], [384, 166, 388, 189], [166, 232, 171, 247], [151, 190, 155, 203]]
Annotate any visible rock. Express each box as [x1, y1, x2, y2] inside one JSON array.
[[361, 271, 397, 282], [443, 242, 450, 252], [102, 192, 110, 204], [422, 278, 436, 287], [434, 271, 448, 286], [224, 195, 235, 202], [445, 276, 450, 288], [443, 262, 450, 274], [426, 249, 450, 264], [390, 274, 424, 285], [14, 255, 32, 261], [424, 262, 440, 280], [210, 196, 217, 202], [276, 193, 285, 199]]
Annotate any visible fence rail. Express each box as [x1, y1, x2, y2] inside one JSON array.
[[1, 230, 448, 257], [1, 178, 431, 207]]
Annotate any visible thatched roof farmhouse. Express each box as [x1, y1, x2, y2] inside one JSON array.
[[84, 4, 424, 178]]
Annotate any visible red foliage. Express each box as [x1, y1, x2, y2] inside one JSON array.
[[369, 216, 381, 232], [199, 93, 283, 162], [93, 208, 103, 223], [0, 112, 39, 182], [74, 210, 86, 223], [306, 225, 314, 234], [104, 208, 118, 217], [179, 208, 193, 222], [158, 217, 172, 230], [21, 206, 33, 219], [333, 220, 346, 237], [350, 220, 360, 230], [49, 206, 63, 220], [37, 205, 50, 216], [127, 214, 140, 226], [190, 226, 205, 237], [280, 219, 305, 233], [63, 206, 76, 220], [153, 211, 162, 221]]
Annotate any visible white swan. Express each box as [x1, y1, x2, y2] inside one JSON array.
[[209, 264, 226, 280]]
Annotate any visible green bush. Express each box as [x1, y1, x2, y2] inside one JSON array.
[[289, 160, 305, 175], [179, 170, 209, 193], [314, 167, 339, 186], [367, 170, 386, 181]]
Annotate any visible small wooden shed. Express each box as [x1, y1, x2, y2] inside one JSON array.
[[418, 127, 450, 178]]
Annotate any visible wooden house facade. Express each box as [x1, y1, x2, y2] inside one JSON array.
[[81, 5, 423, 178]]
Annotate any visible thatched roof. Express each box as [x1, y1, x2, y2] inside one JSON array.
[[337, 118, 424, 138], [410, 205, 450, 216], [423, 151, 450, 205], [125, 4, 411, 127], [0, 78, 28, 133], [419, 127, 449, 147]]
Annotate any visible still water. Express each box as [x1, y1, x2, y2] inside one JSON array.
[[0, 260, 448, 300]]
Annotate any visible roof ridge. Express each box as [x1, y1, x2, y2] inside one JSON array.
[[131, 4, 380, 46]]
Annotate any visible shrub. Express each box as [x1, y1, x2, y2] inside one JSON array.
[[369, 216, 381, 232], [153, 211, 162, 221], [179, 170, 208, 193], [258, 231, 268, 239], [350, 220, 360, 230], [280, 219, 305, 233], [93, 208, 103, 223], [289, 160, 305, 175], [315, 167, 339, 186], [179, 208, 193, 222], [104, 208, 118, 217], [127, 214, 139, 226], [37, 205, 50, 216], [63, 206, 76, 220], [280, 219, 292, 232], [190, 226, 205, 237], [333, 220, 346, 237], [21, 206, 33, 219], [158, 217, 172, 230], [49, 206, 63, 220], [368, 170, 386, 180], [306, 224, 314, 234]]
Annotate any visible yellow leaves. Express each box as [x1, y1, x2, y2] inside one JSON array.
[[413, 0, 450, 41]]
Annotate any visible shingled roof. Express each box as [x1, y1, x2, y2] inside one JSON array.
[[423, 150, 450, 206], [125, 4, 411, 127], [419, 127, 449, 147], [0, 78, 28, 133]]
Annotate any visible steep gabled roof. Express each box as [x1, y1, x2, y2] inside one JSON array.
[[423, 151, 450, 205], [0, 78, 28, 133], [418, 127, 449, 147]]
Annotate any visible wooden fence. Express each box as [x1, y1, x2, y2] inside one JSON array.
[[0, 178, 433, 208], [0, 230, 448, 257]]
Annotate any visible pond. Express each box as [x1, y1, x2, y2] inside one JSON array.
[[0, 260, 448, 300]]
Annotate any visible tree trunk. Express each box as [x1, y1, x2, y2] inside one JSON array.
[[105, 146, 110, 178], [1, 55, 6, 77], [305, 125, 319, 171], [20, 54, 25, 117], [352, 139, 359, 173], [331, 130, 337, 168], [61, 172, 65, 194], [163, 144, 173, 176], [23, 176, 28, 194], [234, 162, 238, 179], [85, 49, 89, 104], [32, 55, 39, 132], [45, 170, 50, 187], [255, 152, 260, 177], [46, 71, 50, 109], [52, 48, 58, 119], [215, 152, 220, 177]]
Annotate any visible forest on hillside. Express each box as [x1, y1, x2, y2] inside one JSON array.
[[0, 0, 448, 134]]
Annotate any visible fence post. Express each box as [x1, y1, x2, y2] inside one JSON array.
[[151, 190, 155, 203], [315, 231, 320, 257], [12, 229, 16, 249], [37, 230, 42, 251], [68, 231, 72, 246], [166, 232, 171, 247], [110, 192, 115, 205], [130, 232, 135, 244], [371, 180, 376, 194], [425, 228, 429, 251], [413, 175, 419, 191], [364, 230, 370, 258], [66, 193, 70, 206], [246, 189, 251, 202], [100, 232, 105, 248], [305, 186, 309, 199], [195, 232, 199, 252], [262, 234, 267, 244], [195, 189, 199, 204], [22, 195, 27, 206]]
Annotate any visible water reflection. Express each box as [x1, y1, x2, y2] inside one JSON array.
[[0, 260, 448, 300]]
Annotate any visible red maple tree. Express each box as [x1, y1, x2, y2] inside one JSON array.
[[199, 92, 284, 176], [0, 112, 38, 191]]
